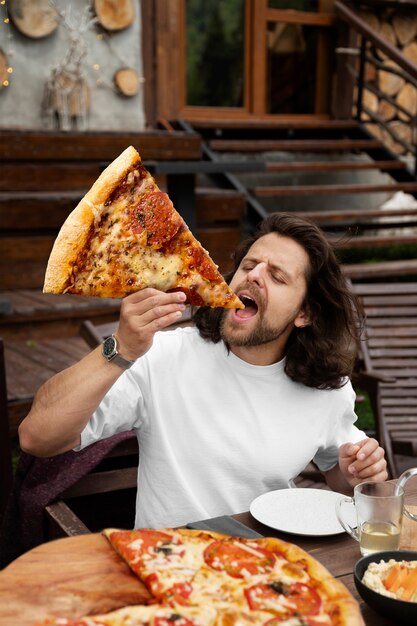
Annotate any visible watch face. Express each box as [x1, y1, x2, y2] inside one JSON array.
[[103, 335, 117, 358]]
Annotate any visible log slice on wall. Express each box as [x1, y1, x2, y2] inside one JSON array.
[[114, 67, 140, 97], [94, 0, 135, 31], [8, 0, 58, 39], [0, 48, 8, 90]]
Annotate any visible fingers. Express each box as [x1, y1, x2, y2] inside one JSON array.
[[344, 438, 388, 483], [116, 289, 188, 360], [122, 289, 186, 325]]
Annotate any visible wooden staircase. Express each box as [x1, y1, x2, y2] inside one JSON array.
[[171, 117, 417, 281]]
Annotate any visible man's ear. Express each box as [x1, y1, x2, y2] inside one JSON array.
[[294, 307, 312, 329]]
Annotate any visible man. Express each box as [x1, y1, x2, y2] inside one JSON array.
[[19, 213, 387, 529]]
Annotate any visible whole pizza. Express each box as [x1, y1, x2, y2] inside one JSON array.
[[34, 527, 364, 626], [43, 146, 243, 310]]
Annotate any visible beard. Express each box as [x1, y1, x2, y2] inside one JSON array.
[[220, 313, 294, 348]]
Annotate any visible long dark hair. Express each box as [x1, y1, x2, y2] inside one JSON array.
[[193, 212, 363, 390]]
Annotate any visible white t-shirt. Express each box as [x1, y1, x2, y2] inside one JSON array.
[[79, 326, 365, 529]]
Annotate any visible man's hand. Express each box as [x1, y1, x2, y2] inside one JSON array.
[[338, 438, 388, 488], [115, 288, 187, 361]]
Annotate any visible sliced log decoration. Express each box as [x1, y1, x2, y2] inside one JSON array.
[[0, 48, 8, 91], [8, 0, 58, 39], [114, 67, 140, 97], [94, 0, 134, 32]]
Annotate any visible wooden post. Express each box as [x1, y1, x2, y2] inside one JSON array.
[[0, 339, 14, 520], [331, 20, 356, 119]]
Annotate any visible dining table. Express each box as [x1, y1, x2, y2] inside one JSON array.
[[0, 480, 416, 626]]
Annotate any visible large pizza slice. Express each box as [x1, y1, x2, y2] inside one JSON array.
[[43, 146, 243, 309], [32, 528, 365, 626], [102, 528, 364, 626]]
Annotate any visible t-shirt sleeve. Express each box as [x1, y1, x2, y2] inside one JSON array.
[[313, 381, 366, 472], [76, 364, 147, 450]]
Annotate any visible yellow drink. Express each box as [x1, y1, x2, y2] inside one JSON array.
[[359, 521, 401, 556]]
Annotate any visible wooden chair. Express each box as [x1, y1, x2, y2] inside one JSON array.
[[44, 435, 139, 540], [0, 433, 140, 566], [351, 281, 417, 478]]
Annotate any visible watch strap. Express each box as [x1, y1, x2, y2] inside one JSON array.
[[110, 352, 136, 370]]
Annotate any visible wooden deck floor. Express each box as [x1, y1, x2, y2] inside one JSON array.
[[5, 336, 91, 437], [0, 290, 121, 340]]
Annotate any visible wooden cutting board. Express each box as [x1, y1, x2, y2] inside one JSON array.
[[400, 505, 417, 550], [0, 533, 151, 626]]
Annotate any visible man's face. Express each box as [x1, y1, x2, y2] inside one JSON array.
[[220, 233, 311, 352]]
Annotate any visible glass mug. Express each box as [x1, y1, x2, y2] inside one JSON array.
[[336, 469, 417, 556]]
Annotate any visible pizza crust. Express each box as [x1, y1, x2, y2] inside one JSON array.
[[43, 146, 140, 293]]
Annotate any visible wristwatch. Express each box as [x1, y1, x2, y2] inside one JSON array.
[[102, 334, 135, 370]]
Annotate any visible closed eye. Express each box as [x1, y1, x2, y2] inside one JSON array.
[[241, 263, 256, 272], [271, 274, 286, 284]]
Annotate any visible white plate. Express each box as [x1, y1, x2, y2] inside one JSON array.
[[250, 488, 356, 537]]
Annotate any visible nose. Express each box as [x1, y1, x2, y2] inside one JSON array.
[[247, 262, 266, 286]]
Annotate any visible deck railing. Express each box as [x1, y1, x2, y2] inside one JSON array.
[[335, 0, 417, 174]]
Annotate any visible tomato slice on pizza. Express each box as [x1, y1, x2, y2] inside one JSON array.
[[203, 539, 276, 578], [43, 145, 244, 309], [244, 580, 322, 616]]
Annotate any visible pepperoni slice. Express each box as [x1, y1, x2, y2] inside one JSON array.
[[245, 581, 321, 617], [187, 243, 220, 282], [130, 191, 183, 246], [168, 287, 204, 307], [204, 540, 275, 579]]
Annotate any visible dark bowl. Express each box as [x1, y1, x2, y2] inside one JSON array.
[[354, 550, 417, 625]]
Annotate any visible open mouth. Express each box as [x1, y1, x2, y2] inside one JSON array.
[[235, 293, 259, 319]]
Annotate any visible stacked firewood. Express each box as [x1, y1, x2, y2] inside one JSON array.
[[356, 7, 417, 157]]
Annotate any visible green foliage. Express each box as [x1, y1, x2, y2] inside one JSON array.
[[185, 0, 244, 107], [335, 243, 417, 265], [355, 388, 376, 434], [12, 437, 20, 475]]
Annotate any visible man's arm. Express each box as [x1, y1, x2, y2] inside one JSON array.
[[18, 289, 186, 457], [323, 437, 388, 494]]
